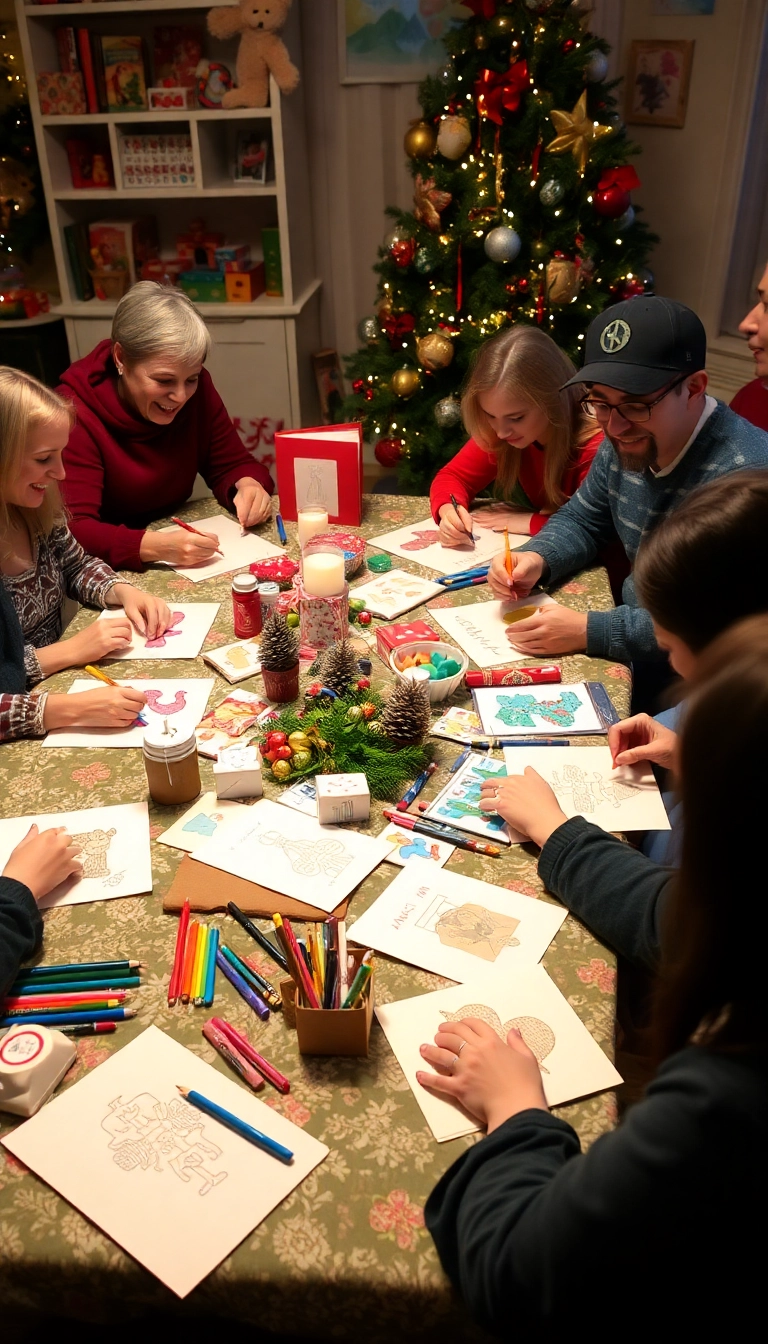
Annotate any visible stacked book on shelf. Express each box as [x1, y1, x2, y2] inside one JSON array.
[[37, 26, 220, 116]]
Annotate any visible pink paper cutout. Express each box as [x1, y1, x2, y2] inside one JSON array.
[[145, 611, 185, 648], [143, 689, 188, 715]]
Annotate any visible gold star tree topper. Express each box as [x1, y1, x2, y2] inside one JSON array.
[[545, 89, 614, 176]]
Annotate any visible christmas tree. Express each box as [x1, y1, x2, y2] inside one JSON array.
[[341, 0, 657, 494]]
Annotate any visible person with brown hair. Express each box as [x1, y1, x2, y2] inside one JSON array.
[[730, 259, 768, 432], [420, 614, 768, 1334], [430, 325, 602, 545]]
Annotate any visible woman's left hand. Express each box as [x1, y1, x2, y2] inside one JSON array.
[[471, 505, 534, 535], [234, 478, 272, 529], [505, 603, 587, 656], [112, 584, 171, 640], [417, 1016, 548, 1132]]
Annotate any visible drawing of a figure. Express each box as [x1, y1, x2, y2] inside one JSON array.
[[143, 689, 188, 716], [440, 1006, 555, 1072], [388, 832, 443, 863], [102, 1093, 228, 1195], [435, 903, 520, 962], [304, 463, 327, 508], [225, 645, 257, 672], [145, 610, 185, 648], [400, 529, 441, 551], [435, 764, 507, 832], [70, 827, 116, 879], [550, 765, 640, 814], [494, 690, 582, 730], [259, 831, 353, 879]]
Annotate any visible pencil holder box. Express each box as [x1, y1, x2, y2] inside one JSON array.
[[281, 949, 374, 1057]]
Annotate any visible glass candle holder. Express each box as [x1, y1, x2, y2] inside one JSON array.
[[297, 507, 329, 550], [301, 543, 346, 598]]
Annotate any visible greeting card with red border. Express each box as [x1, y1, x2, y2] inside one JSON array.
[[275, 424, 363, 525]]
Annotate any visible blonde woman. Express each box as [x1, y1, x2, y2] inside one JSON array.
[[58, 281, 273, 571], [431, 326, 601, 546], [0, 367, 170, 742]]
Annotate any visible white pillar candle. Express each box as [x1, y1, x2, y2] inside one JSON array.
[[297, 508, 329, 549], [302, 551, 346, 597]]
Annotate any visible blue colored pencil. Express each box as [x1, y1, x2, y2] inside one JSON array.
[[11, 977, 141, 996], [450, 746, 472, 774], [178, 1087, 293, 1163], [0, 1007, 136, 1027], [203, 927, 219, 1008], [14, 960, 141, 981], [215, 950, 269, 1021], [437, 566, 490, 586], [496, 739, 570, 747]]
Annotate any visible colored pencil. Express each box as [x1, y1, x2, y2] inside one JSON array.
[[58, 1023, 117, 1037], [11, 977, 141, 996], [0, 1008, 136, 1028], [177, 1087, 293, 1163], [336, 920, 348, 1010], [322, 949, 338, 1010], [498, 740, 569, 747], [382, 809, 501, 857], [276, 915, 320, 1010], [3, 991, 127, 1009], [224, 948, 281, 1010], [168, 898, 190, 1006], [275, 513, 288, 545], [342, 955, 373, 1009], [450, 746, 472, 774], [450, 493, 474, 545], [193, 925, 209, 1005], [203, 927, 219, 1008], [396, 761, 438, 812], [181, 922, 200, 1004], [3, 999, 121, 1018], [215, 950, 269, 1021], [227, 903, 289, 973], [440, 575, 489, 592], [503, 527, 515, 580], [213, 1018, 291, 1094], [84, 666, 148, 726], [14, 960, 142, 981], [202, 1021, 265, 1092], [171, 517, 224, 557], [437, 565, 490, 586]]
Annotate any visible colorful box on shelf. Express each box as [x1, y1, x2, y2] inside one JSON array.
[[89, 218, 159, 286], [224, 266, 266, 303], [119, 133, 195, 190], [214, 244, 251, 273], [178, 270, 228, 302], [177, 223, 224, 270], [66, 139, 114, 190], [140, 257, 185, 285], [148, 86, 195, 110], [376, 620, 441, 665], [262, 227, 283, 297], [36, 72, 86, 116]]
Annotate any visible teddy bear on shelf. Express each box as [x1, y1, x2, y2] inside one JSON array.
[[207, 0, 300, 109]]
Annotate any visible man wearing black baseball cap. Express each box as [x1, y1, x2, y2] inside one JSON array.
[[488, 296, 768, 678]]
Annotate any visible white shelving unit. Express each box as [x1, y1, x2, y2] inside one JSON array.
[[16, 0, 321, 437]]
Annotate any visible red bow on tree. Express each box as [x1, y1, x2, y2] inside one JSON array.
[[381, 312, 416, 349], [597, 165, 641, 192], [474, 60, 529, 125], [463, 0, 497, 17]]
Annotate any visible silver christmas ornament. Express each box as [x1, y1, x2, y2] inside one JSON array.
[[616, 205, 635, 230], [434, 396, 462, 429], [539, 178, 565, 207], [639, 266, 655, 294], [358, 316, 379, 345], [584, 50, 609, 83], [437, 62, 456, 87], [484, 226, 522, 264]]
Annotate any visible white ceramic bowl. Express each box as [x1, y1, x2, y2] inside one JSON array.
[[389, 641, 469, 704]]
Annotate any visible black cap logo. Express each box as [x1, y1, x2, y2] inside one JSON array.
[[599, 318, 631, 354]]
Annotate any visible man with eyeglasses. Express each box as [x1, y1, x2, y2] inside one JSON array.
[[488, 296, 768, 690]]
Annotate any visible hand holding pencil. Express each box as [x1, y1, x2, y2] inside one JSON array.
[[487, 548, 545, 602], [438, 498, 476, 548]]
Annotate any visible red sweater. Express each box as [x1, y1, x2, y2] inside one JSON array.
[[430, 431, 603, 532], [58, 340, 273, 571], [730, 378, 768, 434]]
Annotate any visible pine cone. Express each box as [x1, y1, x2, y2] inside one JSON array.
[[259, 611, 299, 672], [382, 679, 432, 745], [319, 639, 358, 695]]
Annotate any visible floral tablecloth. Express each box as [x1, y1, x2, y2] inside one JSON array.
[[0, 497, 630, 1340]]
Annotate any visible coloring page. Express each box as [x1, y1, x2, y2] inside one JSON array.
[[203, 639, 262, 684], [368, 517, 518, 576], [0, 801, 151, 909], [97, 603, 220, 660], [42, 679, 215, 749], [430, 594, 556, 668], [192, 798, 395, 913], [156, 793, 250, 854], [159, 514, 283, 584], [349, 865, 565, 980], [430, 706, 486, 745], [376, 966, 622, 1142], [473, 682, 604, 738], [502, 746, 671, 833], [349, 569, 443, 619], [276, 780, 319, 818], [195, 689, 270, 759], [424, 754, 523, 844], [380, 821, 455, 869], [293, 456, 339, 515], [2, 1027, 328, 1297]]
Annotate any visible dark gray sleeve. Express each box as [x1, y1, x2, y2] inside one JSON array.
[[0, 875, 42, 997]]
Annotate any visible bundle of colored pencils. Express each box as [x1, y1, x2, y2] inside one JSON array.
[[272, 914, 373, 1011], [168, 900, 219, 1008], [1, 959, 142, 1031]]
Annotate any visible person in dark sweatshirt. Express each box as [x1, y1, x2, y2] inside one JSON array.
[[420, 617, 768, 1335], [0, 825, 83, 996], [485, 297, 768, 672]]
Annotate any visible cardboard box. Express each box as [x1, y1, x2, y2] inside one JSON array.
[[213, 746, 263, 801], [376, 621, 440, 664], [148, 86, 195, 110], [178, 269, 227, 302], [37, 71, 86, 116], [282, 949, 374, 1057], [225, 265, 265, 303], [215, 244, 251, 272]]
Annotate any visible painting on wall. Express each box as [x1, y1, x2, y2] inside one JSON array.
[[625, 39, 695, 128], [339, 0, 467, 84]]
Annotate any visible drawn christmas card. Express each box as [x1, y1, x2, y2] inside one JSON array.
[[203, 638, 263, 684], [42, 679, 215, 749], [160, 514, 283, 583], [503, 746, 671, 834], [430, 706, 487, 746], [376, 966, 622, 1142], [97, 603, 220, 660], [0, 801, 151, 909], [276, 779, 319, 817], [368, 517, 517, 576], [472, 682, 609, 738], [349, 864, 565, 980], [156, 793, 249, 854], [2, 1026, 328, 1297], [195, 688, 270, 759], [380, 820, 455, 869], [192, 798, 395, 913], [349, 569, 443, 619], [423, 754, 522, 844], [430, 593, 556, 668]]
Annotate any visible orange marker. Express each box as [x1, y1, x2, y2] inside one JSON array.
[[503, 527, 515, 580]]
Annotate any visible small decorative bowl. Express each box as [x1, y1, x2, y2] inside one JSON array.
[[389, 641, 469, 704], [250, 555, 299, 590], [309, 531, 366, 578]]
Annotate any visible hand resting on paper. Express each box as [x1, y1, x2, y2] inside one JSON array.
[[471, 504, 536, 535], [608, 714, 678, 770], [109, 585, 171, 641], [417, 1016, 548, 1131], [438, 501, 476, 548], [479, 769, 567, 849], [2, 823, 83, 902], [504, 603, 588, 657], [233, 478, 272, 530]]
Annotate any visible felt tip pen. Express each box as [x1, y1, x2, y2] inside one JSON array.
[[275, 513, 288, 545], [496, 738, 569, 747], [396, 761, 438, 811], [342, 955, 373, 1009], [220, 945, 281, 1010], [212, 1019, 291, 1095], [202, 1021, 265, 1092], [382, 810, 501, 857], [437, 576, 488, 593], [58, 1022, 117, 1037], [226, 903, 289, 973], [450, 746, 472, 774], [450, 494, 475, 545], [177, 1087, 293, 1163], [215, 949, 270, 1021], [170, 517, 224, 557]]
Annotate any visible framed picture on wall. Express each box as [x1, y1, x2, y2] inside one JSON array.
[[625, 39, 695, 128], [338, 0, 466, 84]]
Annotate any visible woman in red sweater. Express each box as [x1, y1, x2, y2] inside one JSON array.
[[431, 326, 601, 546], [58, 282, 274, 571]]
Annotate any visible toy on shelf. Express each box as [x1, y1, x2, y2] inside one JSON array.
[[195, 59, 233, 108], [148, 86, 196, 111], [207, 0, 300, 109], [177, 218, 224, 270]]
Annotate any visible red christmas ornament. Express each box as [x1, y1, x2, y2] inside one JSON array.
[[593, 165, 641, 219], [505, 281, 517, 294], [518, 277, 529, 292], [364, 387, 375, 401], [381, 312, 416, 348], [614, 276, 645, 300], [356, 677, 371, 690], [375, 437, 404, 469], [352, 378, 364, 394], [474, 59, 529, 126], [390, 237, 417, 268], [562, 38, 576, 53], [358, 611, 372, 626], [464, 0, 497, 15]]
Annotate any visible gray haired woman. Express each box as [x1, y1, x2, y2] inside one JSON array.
[[58, 281, 273, 571]]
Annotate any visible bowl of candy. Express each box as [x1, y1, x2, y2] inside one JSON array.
[[390, 641, 468, 704], [309, 531, 366, 578]]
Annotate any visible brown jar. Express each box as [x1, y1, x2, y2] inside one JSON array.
[[143, 720, 201, 806]]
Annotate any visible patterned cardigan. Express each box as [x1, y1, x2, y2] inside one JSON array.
[[0, 524, 126, 741]]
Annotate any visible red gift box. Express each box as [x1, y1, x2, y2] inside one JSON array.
[[376, 620, 440, 665]]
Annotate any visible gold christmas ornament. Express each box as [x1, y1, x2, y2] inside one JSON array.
[[413, 174, 452, 232], [404, 119, 437, 159], [545, 89, 614, 176], [436, 114, 472, 161], [377, 295, 393, 322], [391, 367, 421, 398], [417, 332, 454, 372], [546, 257, 581, 304]]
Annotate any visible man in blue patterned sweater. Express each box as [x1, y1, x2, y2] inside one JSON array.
[[487, 297, 768, 670]]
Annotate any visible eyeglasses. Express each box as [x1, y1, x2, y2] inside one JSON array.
[[581, 374, 688, 424]]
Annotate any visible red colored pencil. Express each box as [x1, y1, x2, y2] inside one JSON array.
[[169, 898, 190, 1006], [276, 914, 321, 1010], [181, 921, 199, 1004], [170, 517, 224, 557], [3, 991, 126, 1010]]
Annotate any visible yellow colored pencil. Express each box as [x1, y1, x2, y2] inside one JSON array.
[[192, 926, 208, 1004], [315, 923, 326, 990], [307, 928, 323, 1000], [84, 663, 119, 687]]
